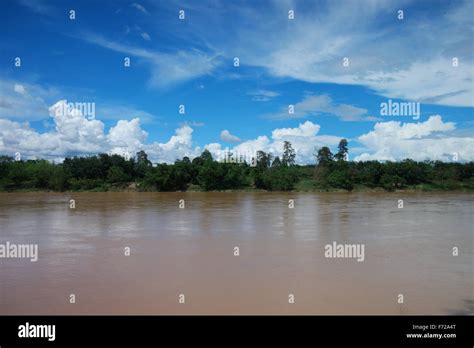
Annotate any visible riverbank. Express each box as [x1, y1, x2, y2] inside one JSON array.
[[2, 153, 473, 193], [2, 181, 473, 193]]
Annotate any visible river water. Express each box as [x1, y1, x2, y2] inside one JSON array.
[[0, 192, 472, 314]]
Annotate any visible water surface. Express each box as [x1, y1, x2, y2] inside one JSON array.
[[0, 192, 472, 314]]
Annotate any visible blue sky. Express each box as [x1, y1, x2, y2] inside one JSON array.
[[0, 0, 473, 163]]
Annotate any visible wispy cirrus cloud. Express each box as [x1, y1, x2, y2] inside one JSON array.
[[82, 32, 221, 88], [17, 0, 54, 15], [131, 3, 149, 14], [140, 32, 151, 41], [164, 0, 473, 107]]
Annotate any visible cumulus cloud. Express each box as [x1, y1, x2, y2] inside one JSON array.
[[108, 118, 148, 153], [355, 115, 474, 162], [1, 101, 472, 164], [0, 100, 108, 159], [207, 121, 342, 163], [272, 121, 320, 139], [220, 130, 241, 142], [0, 100, 194, 162], [143, 125, 200, 163], [206, 117, 474, 164], [48, 100, 106, 152]]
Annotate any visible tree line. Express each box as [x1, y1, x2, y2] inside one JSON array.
[[0, 140, 473, 192]]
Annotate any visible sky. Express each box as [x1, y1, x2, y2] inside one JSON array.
[[0, 0, 473, 164]]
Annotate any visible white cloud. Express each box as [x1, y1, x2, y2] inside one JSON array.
[[131, 3, 149, 14], [108, 118, 148, 152], [82, 33, 221, 88], [179, 0, 473, 107], [144, 125, 200, 163], [355, 115, 474, 162], [362, 58, 473, 107], [2, 101, 472, 164], [140, 32, 151, 41], [14, 84, 26, 95], [256, 1, 474, 107], [0, 79, 59, 121], [180, 121, 205, 127], [18, 0, 53, 15], [213, 121, 342, 163], [0, 100, 193, 162], [96, 104, 156, 124], [148, 50, 220, 88], [248, 89, 280, 102], [272, 121, 320, 138], [266, 94, 373, 122], [1, 78, 158, 124], [74, 1, 473, 104], [48, 100, 106, 150], [220, 130, 241, 142], [209, 117, 474, 164]]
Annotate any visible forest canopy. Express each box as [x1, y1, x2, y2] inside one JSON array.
[[1, 140, 473, 192]]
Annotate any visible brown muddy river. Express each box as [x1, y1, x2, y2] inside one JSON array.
[[0, 192, 472, 315]]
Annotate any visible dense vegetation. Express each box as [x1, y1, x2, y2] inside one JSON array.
[[1, 140, 473, 192]]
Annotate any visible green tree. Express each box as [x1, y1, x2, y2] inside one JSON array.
[[256, 151, 272, 169], [271, 156, 282, 167], [282, 141, 296, 166], [263, 167, 299, 191], [8, 161, 31, 188], [135, 150, 152, 178], [136, 150, 151, 166], [197, 161, 221, 190], [200, 149, 213, 163], [335, 139, 348, 161], [327, 170, 354, 191], [49, 165, 68, 191], [380, 174, 406, 191], [315, 146, 333, 166], [107, 165, 130, 183]]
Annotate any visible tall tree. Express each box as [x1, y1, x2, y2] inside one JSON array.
[[315, 146, 333, 166], [271, 156, 282, 167], [335, 139, 348, 161], [200, 149, 213, 163], [136, 150, 152, 167], [282, 141, 296, 166], [135, 150, 152, 177], [256, 151, 272, 169]]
